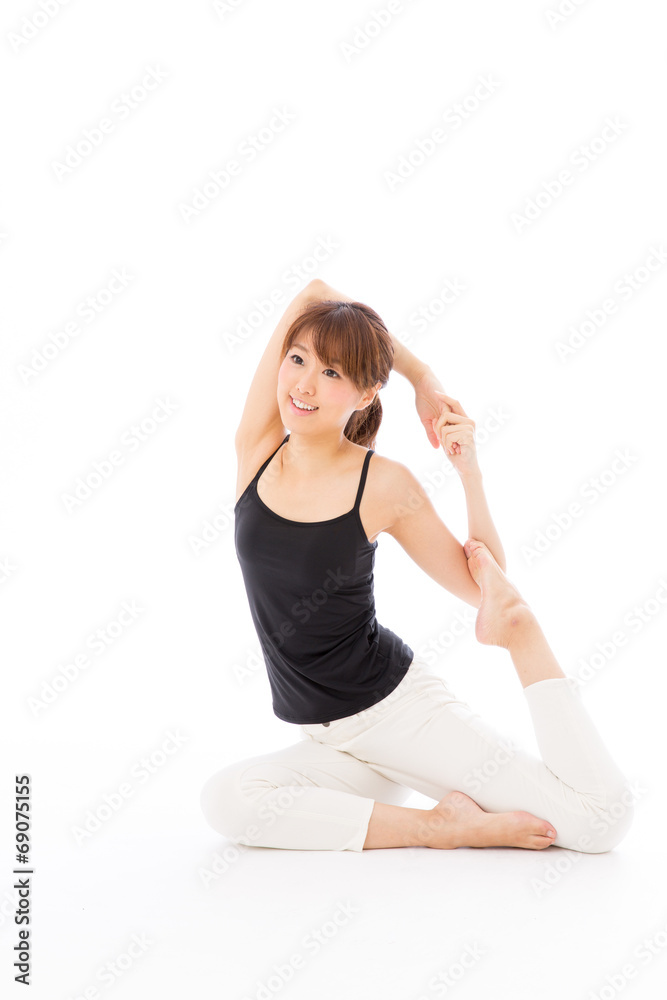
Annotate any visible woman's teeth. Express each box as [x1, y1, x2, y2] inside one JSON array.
[[291, 396, 317, 410]]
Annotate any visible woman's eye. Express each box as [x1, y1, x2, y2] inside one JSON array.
[[289, 354, 339, 378]]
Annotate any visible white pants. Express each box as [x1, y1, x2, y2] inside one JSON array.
[[200, 657, 634, 853]]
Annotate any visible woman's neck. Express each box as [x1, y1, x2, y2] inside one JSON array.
[[280, 430, 357, 477]]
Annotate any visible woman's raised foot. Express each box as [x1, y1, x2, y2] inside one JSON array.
[[464, 538, 534, 648]]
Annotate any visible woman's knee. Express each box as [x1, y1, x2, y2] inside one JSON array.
[[559, 780, 637, 854], [200, 761, 257, 842]]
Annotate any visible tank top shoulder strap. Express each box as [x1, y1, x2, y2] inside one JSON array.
[[353, 448, 374, 510], [252, 433, 290, 484]]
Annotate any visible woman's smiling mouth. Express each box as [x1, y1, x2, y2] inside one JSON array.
[[289, 394, 318, 413]]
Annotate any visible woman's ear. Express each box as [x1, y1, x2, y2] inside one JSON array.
[[369, 381, 382, 400], [355, 388, 377, 412]]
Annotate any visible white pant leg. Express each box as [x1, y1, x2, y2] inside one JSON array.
[[200, 736, 413, 852], [317, 659, 634, 853]]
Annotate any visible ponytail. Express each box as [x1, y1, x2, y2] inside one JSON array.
[[344, 392, 383, 451]]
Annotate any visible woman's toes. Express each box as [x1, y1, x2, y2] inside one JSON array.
[[464, 538, 483, 559]]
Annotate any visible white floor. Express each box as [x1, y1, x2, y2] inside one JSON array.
[[2, 796, 667, 1000], [3, 771, 663, 1000]]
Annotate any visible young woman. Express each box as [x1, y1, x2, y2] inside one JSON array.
[[201, 278, 633, 854]]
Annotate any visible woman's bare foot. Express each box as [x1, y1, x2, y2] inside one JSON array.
[[418, 790, 557, 850], [464, 538, 533, 648]]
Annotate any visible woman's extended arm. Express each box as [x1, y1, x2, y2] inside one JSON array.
[[432, 391, 506, 571], [234, 279, 323, 454], [459, 469, 506, 572]]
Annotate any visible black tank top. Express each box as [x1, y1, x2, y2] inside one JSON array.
[[234, 434, 414, 724]]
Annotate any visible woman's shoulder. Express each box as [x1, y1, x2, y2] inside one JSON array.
[[368, 449, 417, 484], [366, 451, 427, 515], [363, 450, 436, 537]]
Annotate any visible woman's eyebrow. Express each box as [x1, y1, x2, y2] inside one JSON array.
[[292, 342, 342, 366]]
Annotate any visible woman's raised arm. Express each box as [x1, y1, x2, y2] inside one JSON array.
[[234, 279, 324, 456]]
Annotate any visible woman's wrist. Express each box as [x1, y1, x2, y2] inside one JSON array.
[[459, 465, 483, 485]]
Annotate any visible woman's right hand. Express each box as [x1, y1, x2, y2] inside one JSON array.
[[432, 391, 480, 478]]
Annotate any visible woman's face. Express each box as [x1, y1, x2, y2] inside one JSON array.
[[277, 332, 377, 430]]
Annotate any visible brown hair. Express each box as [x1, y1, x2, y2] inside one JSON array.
[[280, 299, 394, 450]]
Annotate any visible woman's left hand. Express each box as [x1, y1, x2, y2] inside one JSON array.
[[432, 391, 481, 477], [413, 369, 452, 448]]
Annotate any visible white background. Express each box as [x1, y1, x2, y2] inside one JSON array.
[[1, 1, 666, 998]]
